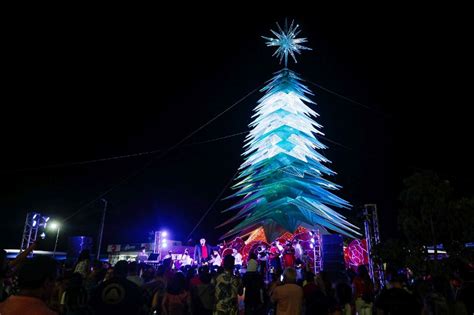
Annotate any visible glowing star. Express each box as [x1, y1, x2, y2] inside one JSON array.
[[221, 21, 360, 242], [262, 19, 312, 67]]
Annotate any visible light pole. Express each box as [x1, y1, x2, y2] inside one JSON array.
[[97, 199, 107, 260], [49, 222, 61, 258]]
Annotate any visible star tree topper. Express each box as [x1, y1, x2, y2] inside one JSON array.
[[262, 19, 312, 67]]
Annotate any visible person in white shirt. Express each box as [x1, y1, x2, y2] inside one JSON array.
[[232, 249, 243, 273], [209, 250, 222, 271], [294, 240, 303, 261], [180, 249, 193, 267]]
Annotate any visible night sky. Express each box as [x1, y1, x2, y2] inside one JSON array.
[[1, 10, 471, 252]]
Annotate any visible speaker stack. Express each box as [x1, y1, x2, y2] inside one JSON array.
[[321, 234, 346, 281]]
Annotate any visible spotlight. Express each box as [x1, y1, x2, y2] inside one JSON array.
[[162, 243, 168, 248], [44, 217, 50, 222], [33, 214, 38, 220], [32, 220, 37, 227], [49, 222, 59, 230], [40, 232, 46, 239], [161, 231, 167, 237], [311, 238, 315, 244], [310, 243, 314, 249]]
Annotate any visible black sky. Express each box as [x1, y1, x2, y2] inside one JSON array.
[[1, 9, 471, 251]]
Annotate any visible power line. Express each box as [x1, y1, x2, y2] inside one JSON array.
[[305, 79, 391, 119], [185, 168, 240, 242], [63, 87, 260, 222], [1, 131, 250, 173]]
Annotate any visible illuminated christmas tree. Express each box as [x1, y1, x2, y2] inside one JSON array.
[[222, 20, 359, 241]]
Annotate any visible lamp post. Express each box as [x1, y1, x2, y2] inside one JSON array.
[[49, 222, 61, 258], [97, 199, 107, 260]]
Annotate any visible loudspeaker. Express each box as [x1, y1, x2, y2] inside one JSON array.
[[321, 234, 345, 275]]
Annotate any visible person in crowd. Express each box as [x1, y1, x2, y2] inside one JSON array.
[[192, 271, 214, 315], [60, 272, 90, 315], [303, 271, 330, 314], [242, 257, 264, 315], [74, 250, 91, 279], [84, 260, 105, 293], [232, 249, 242, 274], [335, 281, 353, 315], [127, 261, 144, 287], [1, 242, 38, 301], [189, 266, 205, 289], [375, 274, 421, 315], [90, 260, 142, 315], [214, 254, 242, 315], [141, 265, 156, 283], [1, 249, 8, 301], [270, 267, 303, 315], [0, 256, 58, 315], [352, 265, 374, 315], [150, 265, 168, 314], [162, 272, 191, 315], [194, 238, 212, 266]]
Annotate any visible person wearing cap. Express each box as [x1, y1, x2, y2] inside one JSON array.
[[90, 260, 142, 315]]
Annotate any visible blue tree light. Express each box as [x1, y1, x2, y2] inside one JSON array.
[[222, 20, 359, 241]]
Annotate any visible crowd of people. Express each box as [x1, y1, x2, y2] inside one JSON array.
[[1, 241, 474, 315]]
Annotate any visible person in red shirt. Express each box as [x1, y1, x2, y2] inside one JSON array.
[[282, 243, 296, 268], [193, 238, 212, 266], [0, 256, 58, 315]]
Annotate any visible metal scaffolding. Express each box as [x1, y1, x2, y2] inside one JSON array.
[[20, 212, 49, 253], [363, 204, 385, 289]]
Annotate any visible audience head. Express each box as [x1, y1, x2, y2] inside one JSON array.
[[128, 261, 138, 275], [167, 272, 186, 295], [248, 252, 257, 260], [223, 254, 235, 271], [305, 271, 315, 283], [282, 267, 297, 284], [18, 256, 57, 300], [114, 260, 128, 278], [247, 259, 258, 272], [77, 249, 90, 262]]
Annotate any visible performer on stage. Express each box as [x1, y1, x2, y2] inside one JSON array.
[[257, 245, 268, 275], [269, 241, 283, 275], [209, 250, 222, 271], [232, 248, 243, 273], [194, 238, 212, 266], [180, 248, 193, 267], [294, 240, 303, 261], [136, 247, 148, 264], [282, 242, 296, 268]]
